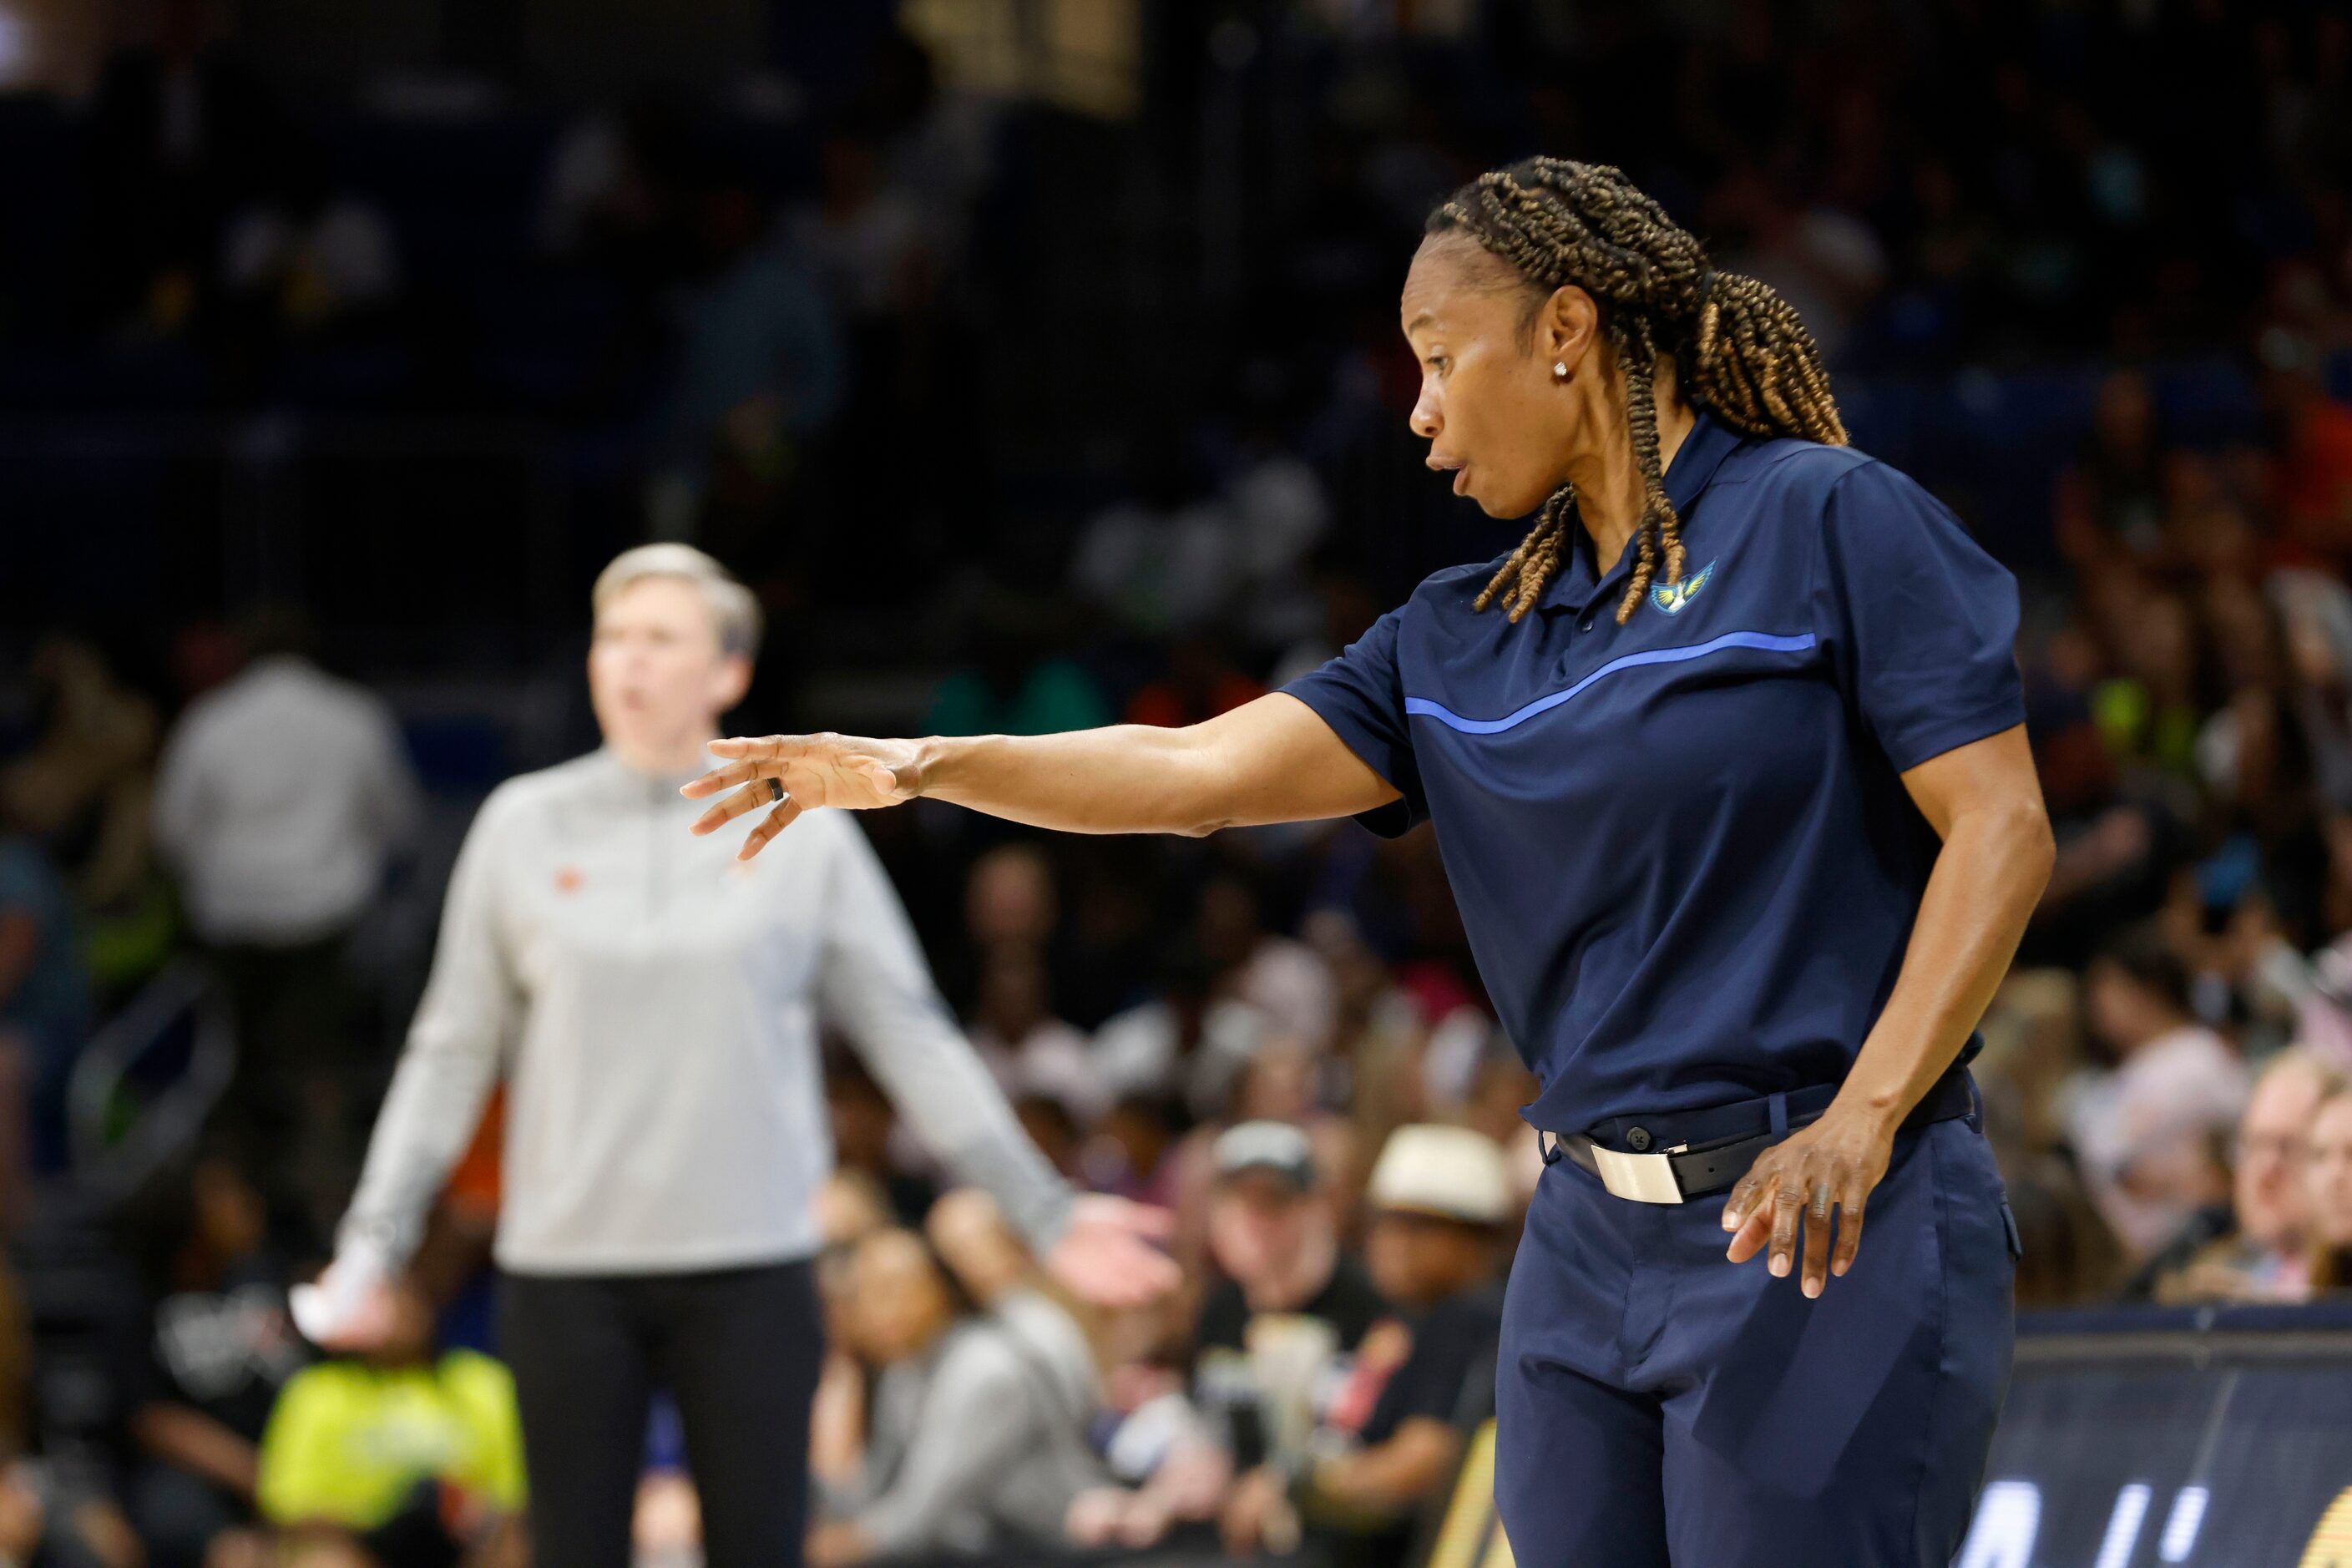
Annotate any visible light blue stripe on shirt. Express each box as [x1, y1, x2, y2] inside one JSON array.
[[1402, 630, 1818, 735]]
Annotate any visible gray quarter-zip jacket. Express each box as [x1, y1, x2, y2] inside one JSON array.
[[337, 747, 1072, 1276]]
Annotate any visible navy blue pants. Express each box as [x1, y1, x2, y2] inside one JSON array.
[[1495, 1115, 2016, 1566]]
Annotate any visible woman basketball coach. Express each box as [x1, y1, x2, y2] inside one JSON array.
[[295, 544, 1173, 1568], [687, 158, 2051, 1565]]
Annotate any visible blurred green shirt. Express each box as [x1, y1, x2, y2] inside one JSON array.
[[256, 1350, 524, 1530]]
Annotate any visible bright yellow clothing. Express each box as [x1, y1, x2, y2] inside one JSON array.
[[255, 1351, 525, 1529]]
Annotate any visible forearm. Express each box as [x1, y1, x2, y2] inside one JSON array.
[[134, 1405, 260, 1497], [1305, 1421, 1459, 1516], [337, 1027, 500, 1266], [914, 726, 1235, 837], [1837, 800, 2054, 1130]]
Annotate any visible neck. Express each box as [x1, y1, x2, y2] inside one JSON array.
[[1566, 370, 1697, 575], [609, 729, 716, 778]]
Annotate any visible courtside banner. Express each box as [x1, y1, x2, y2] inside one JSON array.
[[1959, 1304, 2352, 1568]]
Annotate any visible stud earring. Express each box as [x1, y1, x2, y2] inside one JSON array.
[[1553, 362, 1570, 381]]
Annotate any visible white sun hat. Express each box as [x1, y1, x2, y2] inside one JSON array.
[[1366, 1124, 1513, 1226]]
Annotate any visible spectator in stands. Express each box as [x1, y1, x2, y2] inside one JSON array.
[[1196, 871, 1338, 1054], [2003, 1153, 2126, 1308], [2306, 1085, 2352, 1292], [1220, 1125, 1510, 1567], [960, 842, 1058, 969], [0, 635, 168, 999], [152, 605, 422, 1227], [0, 828, 90, 1197], [807, 1226, 1104, 1565], [2066, 924, 2249, 1260], [2143, 1048, 2344, 1303], [969, 947, 1104, 1127], [2055, 369, 2167, 570], [1075, 1120, 1388, 1550], [254, 1277, 524, 1568], [823, 1050, 939, 1228], [126, 1149, 308, 1568], [1095, 943, 1270, 1121]]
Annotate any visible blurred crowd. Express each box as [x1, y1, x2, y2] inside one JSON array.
[[4, 0, 2352, 1565]]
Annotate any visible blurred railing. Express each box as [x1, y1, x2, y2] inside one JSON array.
[[63, 955, 237, 1201]]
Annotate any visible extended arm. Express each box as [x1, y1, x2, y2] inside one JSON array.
[[685, 692, 1398, 857], [817, 817, 1178, 1307]]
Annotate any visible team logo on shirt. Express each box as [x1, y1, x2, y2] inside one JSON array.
[[1649, 559, 1716, 615]]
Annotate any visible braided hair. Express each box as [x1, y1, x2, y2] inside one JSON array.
[[1425, 158, 1848, 625]]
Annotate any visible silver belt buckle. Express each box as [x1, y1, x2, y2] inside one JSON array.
[[1590, 1143, 1686, 1204]]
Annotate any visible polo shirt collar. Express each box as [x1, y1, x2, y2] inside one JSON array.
[[1549, 407, 1743, 615]]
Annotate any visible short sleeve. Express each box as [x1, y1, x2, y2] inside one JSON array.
[[1278, 609, 1428, 837], [1815, 461, 2026, 773]]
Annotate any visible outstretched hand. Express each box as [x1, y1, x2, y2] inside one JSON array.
[[1719, 1103, 1896, 1298], [1043, 1194, 1181, 1309], [682, 734, 925, 859]]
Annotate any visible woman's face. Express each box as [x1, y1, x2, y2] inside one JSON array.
[[587, 577, 750, 758], [2306, 1094, 2352, 1251], [1399, 235, 1592, 520], [847, 1231, 954, 1365]]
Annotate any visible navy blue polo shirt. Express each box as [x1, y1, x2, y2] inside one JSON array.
[[1282, 411, 2024, 1133]]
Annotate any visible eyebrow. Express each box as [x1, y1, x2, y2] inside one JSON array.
[[1404, 311, 1435, 332]]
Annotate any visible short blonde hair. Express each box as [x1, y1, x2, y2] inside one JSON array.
[[591, 544, 763, 660]]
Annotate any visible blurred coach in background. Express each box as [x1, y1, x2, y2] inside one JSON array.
[[294, 544, 1172, 1568]]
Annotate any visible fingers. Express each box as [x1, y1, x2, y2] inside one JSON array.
[[1801, 1180, 1834, 1298], [690, 781, 781, 836], [1768, 1181, 1803, 1279], [1723, 1171, 1778, 1265], [736, 797, 805, 860], [1831, 1176, 1869, 1278], [706, 735, 794, 761], [1725, 1144, 1876, 1293], [686, 736, 822, 797], [680, 758, 772, 800]]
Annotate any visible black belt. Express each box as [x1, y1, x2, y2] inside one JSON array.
[[1540, 1070, 1977, 1205]]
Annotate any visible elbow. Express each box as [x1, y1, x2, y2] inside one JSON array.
[[2020, 801, 2056, 897], [1170, 726, 1240, 837], [1986, 796, 2056, 899], [1945, 793, 2053, 903]]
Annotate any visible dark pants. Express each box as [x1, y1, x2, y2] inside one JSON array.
[[497, 1259, 824, 1568], [1495, 1113, 2018, 1566], [209, 933, 369, 1239]]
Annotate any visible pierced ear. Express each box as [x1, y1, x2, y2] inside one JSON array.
[[1540, 285, 1596, 369]]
